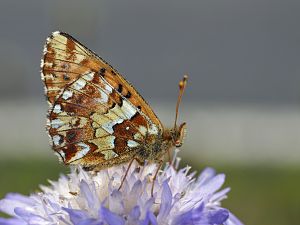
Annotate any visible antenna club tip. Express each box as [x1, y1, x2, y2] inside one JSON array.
[[179, 74, 188, 89]]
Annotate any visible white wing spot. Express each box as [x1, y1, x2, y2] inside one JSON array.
[[62, 90, 73, 100], [138, 126, 147, 136], [51, 119, 64, 128], [71, 142, 90, 161], [134, 132, 143, 141], [102, 118, 123, 134], [53, 135, 61, 145], [73, 79, 86, 90], [149, 124, 159, 135], [126, 126, 130, 130], [83, 72, 95, 81], [44, 62, 53, 67], [78, 142, 90, 152], [127, 140, 140, 148], [53, 104, 62, 114], [121, 101, 137, 119], [52, 31, 61, 36], [104, 84, 113, 92], [96, 89, 108, 103]]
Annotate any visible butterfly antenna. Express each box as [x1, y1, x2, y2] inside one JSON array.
[[174, 75, 188, 130]]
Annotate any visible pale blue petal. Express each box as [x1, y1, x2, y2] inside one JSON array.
[[14, 207, 46, 224], [172, 203, 205, 225], [80, 180, 97, 209], [198, 167, 216, 186], [63, 207, 90, 224], [100, 206, 125, 225], [0, 218, 26, 225], [143, 197, 155, 212], [224, 212, 244, 225], [77, 218, 102, 225], [130, 180, 143, 195], [5, 194, 35, 206], [140, 211, 158, 225], [211, 187, 231, 202], [0, 194, 35, 216], [108, 189, 124, 214], [201, 174, 226, 195], [14, 207, 35, 218], [129, 206, 141, 221], [206, 208, 229, 224], [157, 180, 172, 222]]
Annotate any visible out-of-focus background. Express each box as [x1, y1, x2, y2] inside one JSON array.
[[1, 0, 300, 224]]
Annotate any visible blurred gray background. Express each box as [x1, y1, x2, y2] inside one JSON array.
[[1, 0, 300, 165]]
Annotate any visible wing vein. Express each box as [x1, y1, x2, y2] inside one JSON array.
[[67, 85, 146, 138]]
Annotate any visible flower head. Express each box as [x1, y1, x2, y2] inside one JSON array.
[[0, 152, 243, 225]]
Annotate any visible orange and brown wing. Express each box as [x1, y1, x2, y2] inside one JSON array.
[[41, 31, 163, 169]]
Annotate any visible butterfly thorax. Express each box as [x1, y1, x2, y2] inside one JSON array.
[[132, 129, 162, 162], [136, 122, 187, 163]]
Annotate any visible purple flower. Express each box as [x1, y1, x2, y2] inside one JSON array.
[[0, 152, 243, 225]]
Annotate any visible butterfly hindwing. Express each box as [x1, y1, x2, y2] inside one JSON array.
[[41, 31, 163, 169]]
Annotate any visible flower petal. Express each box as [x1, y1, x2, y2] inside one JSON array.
[[0, 218, 27, 225], [108, 189, 124, 214], [77, 218, 102, 225], [172, 203, 205, 225], [0, 194, 35, 216], [210, 187, 231, 203], [63, 207, 90, 224], [157, 180, 172, 222], [128, 205, 141, 224], [99, 206, 125, 225], [206, 208, 229, 224], [141, 211, 158, 225], [224, 212, 244, 225], [14, 207, 49, 224], [80, 180, 98, 209], [198, 167, 216, 186], [5, 193, 35, 206]]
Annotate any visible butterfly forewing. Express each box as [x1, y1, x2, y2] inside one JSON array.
[[41, 31, 163, 169]]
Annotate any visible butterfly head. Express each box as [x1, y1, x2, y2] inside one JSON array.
[[172, 122, 187, 147]]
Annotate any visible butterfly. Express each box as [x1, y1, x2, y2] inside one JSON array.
[[41, 31, 187, 177]]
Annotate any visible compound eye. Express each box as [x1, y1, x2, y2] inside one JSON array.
[[175, 122, 187, 147], [175, 141, 182, 147]]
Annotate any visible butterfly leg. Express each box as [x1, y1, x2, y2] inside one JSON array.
[[167, 148, 172, 165], [151, 160, 164, 197], [118, 157, 136, 191], [167, 148, 176, 170]]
